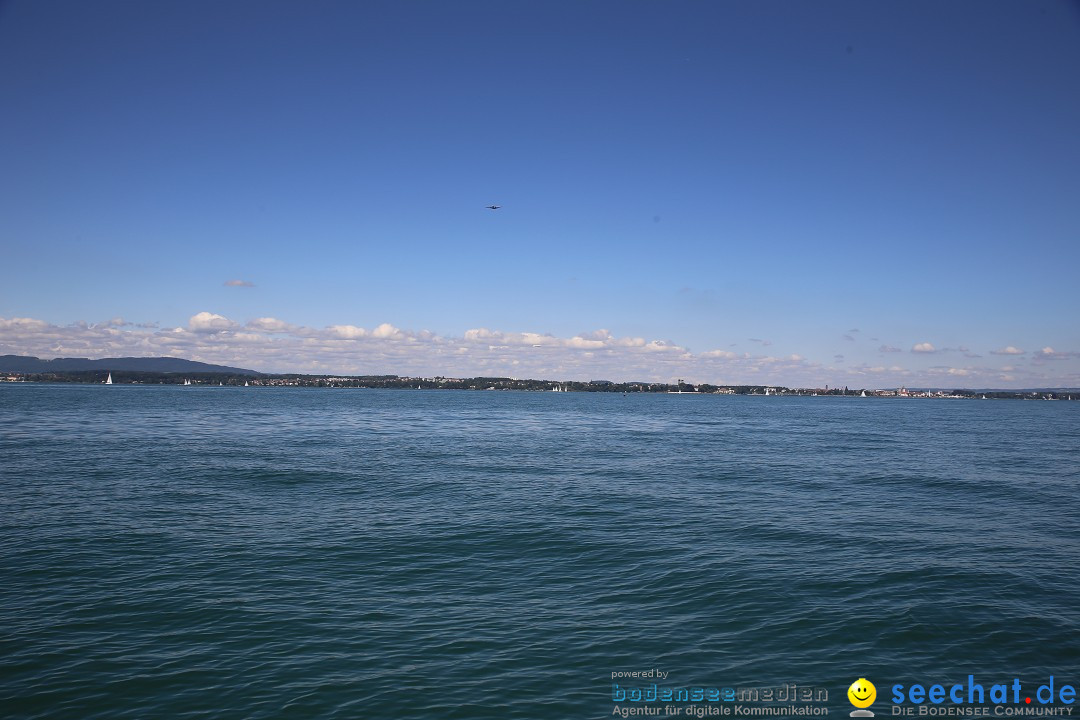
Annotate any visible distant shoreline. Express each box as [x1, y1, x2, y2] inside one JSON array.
[[1, 372, 1075, 400]]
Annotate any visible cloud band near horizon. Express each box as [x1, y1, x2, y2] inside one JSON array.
[[1, 313, 1076, 389]]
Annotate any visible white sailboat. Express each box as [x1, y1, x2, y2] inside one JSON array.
[[244, 381, 249, 387], [860, 390, 866, 397], [183, 379, 191, 386], [104, 372, 113, 385]]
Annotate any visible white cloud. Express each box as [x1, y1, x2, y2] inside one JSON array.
[[328, 325, 367, 339], [701, 349, 739, 359], [188, 312, 236, 333], [519, 332, 560, 347], [371, 323, 405, 340], [1030, 347, 1079, 363], [879, 345, 902, 353], [464, 328, 498, 342], [567, 336, 605, 349], [247, 317, 295, 333], [991, 346, 1025, 355], [912, 342, 935, 353], [0, 317, 49, 331]]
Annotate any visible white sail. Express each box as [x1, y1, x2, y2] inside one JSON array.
[[105, 373, 113, 385]]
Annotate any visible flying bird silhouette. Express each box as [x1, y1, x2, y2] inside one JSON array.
[[486, 205, 501, 210]]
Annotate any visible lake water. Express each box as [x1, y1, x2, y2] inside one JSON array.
[[2, 385, 1078, 719]]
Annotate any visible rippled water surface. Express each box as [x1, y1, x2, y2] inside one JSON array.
[[2, 385, 1078, 718]]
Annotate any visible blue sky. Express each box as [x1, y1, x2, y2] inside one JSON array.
[[2, 1, 1078, 387]]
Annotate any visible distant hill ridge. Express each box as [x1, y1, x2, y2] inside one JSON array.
[[0, 355, 261, 375]]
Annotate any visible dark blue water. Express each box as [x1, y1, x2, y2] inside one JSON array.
[[2, 385, 1078, 719]]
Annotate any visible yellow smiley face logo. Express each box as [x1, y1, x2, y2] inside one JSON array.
[[848, 678, 876, 709]]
